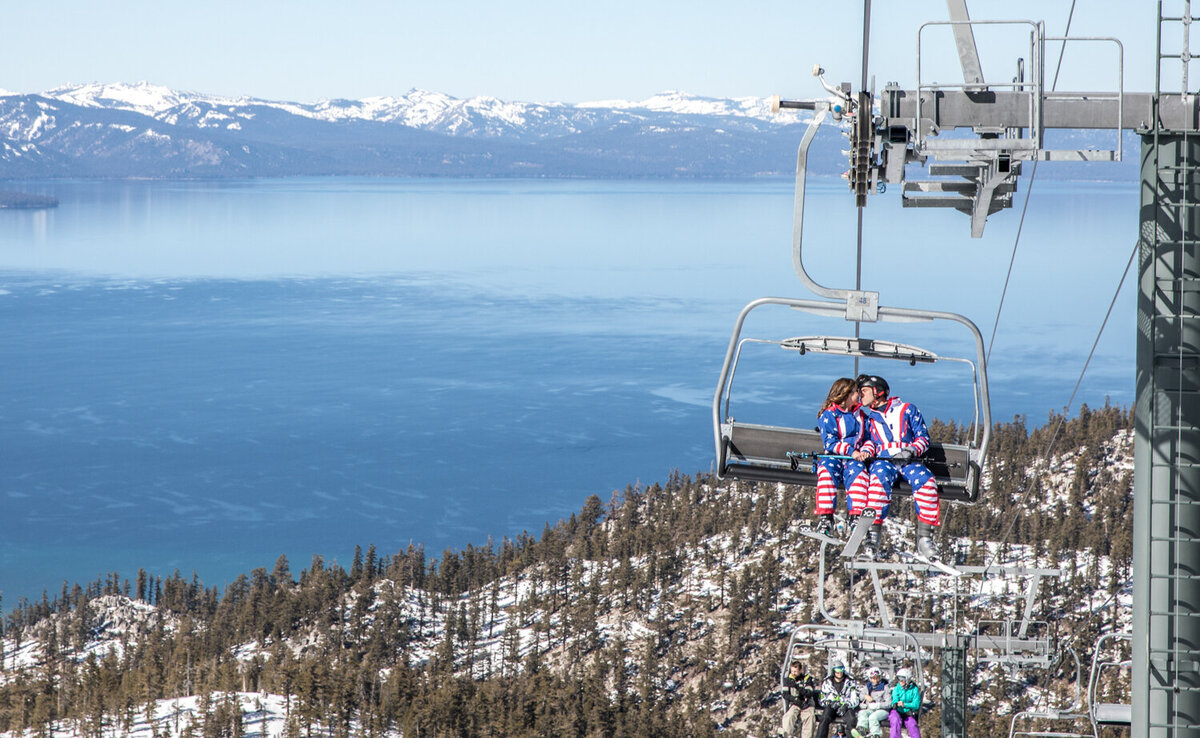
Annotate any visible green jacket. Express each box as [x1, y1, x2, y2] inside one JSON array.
[[890, 682, 921, 716]]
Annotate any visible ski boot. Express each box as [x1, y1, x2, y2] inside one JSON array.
[[816, 513, 835, 537], [915, 520, 941, 561], [859, 525, 881, 561], [838, 513, 855, 538]]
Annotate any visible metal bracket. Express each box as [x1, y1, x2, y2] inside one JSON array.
[[845, 290, 880, 322]]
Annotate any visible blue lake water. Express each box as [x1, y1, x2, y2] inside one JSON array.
[[0, 177, 1138, 607]]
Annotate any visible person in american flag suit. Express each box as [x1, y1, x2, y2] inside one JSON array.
[[813, 378, 872, 537], [856, 374, 942, 560]]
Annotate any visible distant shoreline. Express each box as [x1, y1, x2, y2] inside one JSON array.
[[0, 190, 58, 209]]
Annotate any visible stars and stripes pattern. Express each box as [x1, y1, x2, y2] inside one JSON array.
[[861, 395, 941, 525], [816, 459, 870, 514], [866, 460, 940, 525], [861, 397, 931, 458], [815, 403, 870, 514]]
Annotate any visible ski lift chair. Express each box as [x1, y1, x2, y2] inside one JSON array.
[[1005, 647, 1095, 738], [780, 623, 926, 692], [714, 297, 991, 502], [781, 625, 927, 738], [1088, 632, 1132, 730]]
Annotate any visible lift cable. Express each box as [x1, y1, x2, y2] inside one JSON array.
[[985, 0, 1079, 363], [983, 238, 1137, 570]]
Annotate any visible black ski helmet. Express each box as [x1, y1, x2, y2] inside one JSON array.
[[856, 374, 889, 396]]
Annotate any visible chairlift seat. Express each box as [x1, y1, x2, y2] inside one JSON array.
[[721, 422, 978, 501], [1092, 703, 1131, 726]]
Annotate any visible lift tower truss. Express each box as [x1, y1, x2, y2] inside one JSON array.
[[1132, 4, 1200, 735]]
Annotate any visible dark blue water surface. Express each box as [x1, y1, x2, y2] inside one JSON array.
[[0, 178, 1137, 606], [0, 277, 725, 605]]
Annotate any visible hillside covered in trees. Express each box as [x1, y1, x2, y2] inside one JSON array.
[[0, 404, 1133, 737]]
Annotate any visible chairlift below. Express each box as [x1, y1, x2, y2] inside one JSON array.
[[781, 624, 927, 692], [1088, 632, 1132, 728], [713, 297, 991, 502], [1007, 632, 1132, 738]]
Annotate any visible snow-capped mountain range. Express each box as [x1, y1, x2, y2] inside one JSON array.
[[38, 82, 804, 135], [0, 82, 832, 178], [0, 82, 1135, 179]]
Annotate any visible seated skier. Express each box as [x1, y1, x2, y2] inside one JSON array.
[[851, 666, 890, 738], [781, 658, 820, 738], [856, 375, 943, 561], [816, 661, 860, 738], [888, 668, 922, 738], [813, 377, 871, 537]]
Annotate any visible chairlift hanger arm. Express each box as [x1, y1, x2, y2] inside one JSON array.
[[772, 75, 876, 305], [945, 0, 985, 87]]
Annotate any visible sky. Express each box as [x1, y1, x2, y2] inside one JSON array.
[[0, 1, 1164, 103]]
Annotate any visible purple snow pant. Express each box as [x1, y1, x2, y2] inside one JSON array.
[[889, 710, 920, 738]]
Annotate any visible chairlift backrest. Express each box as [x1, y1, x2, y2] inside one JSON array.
[[723, 423, 977, 501]]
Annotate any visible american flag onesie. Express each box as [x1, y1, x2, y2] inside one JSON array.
[[861, 396, 940, 526], [814, 403, 870, 515]]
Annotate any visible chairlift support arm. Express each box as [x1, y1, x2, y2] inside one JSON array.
[[945, 0, 985, 87]]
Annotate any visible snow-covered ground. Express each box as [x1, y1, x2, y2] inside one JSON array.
[[0, 692, 358, 738]]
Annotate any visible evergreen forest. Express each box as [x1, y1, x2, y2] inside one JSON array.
[[0, 404, 1134, 738]]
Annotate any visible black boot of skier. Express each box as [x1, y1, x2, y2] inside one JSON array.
[[915, 520, 941, 561]]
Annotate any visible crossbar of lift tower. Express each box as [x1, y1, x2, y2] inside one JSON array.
[[880, 90, 1200, 133]]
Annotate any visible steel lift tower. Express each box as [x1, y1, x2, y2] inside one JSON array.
[[1133, 6, 1200, 735], [775, 2, 1200, 734]]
